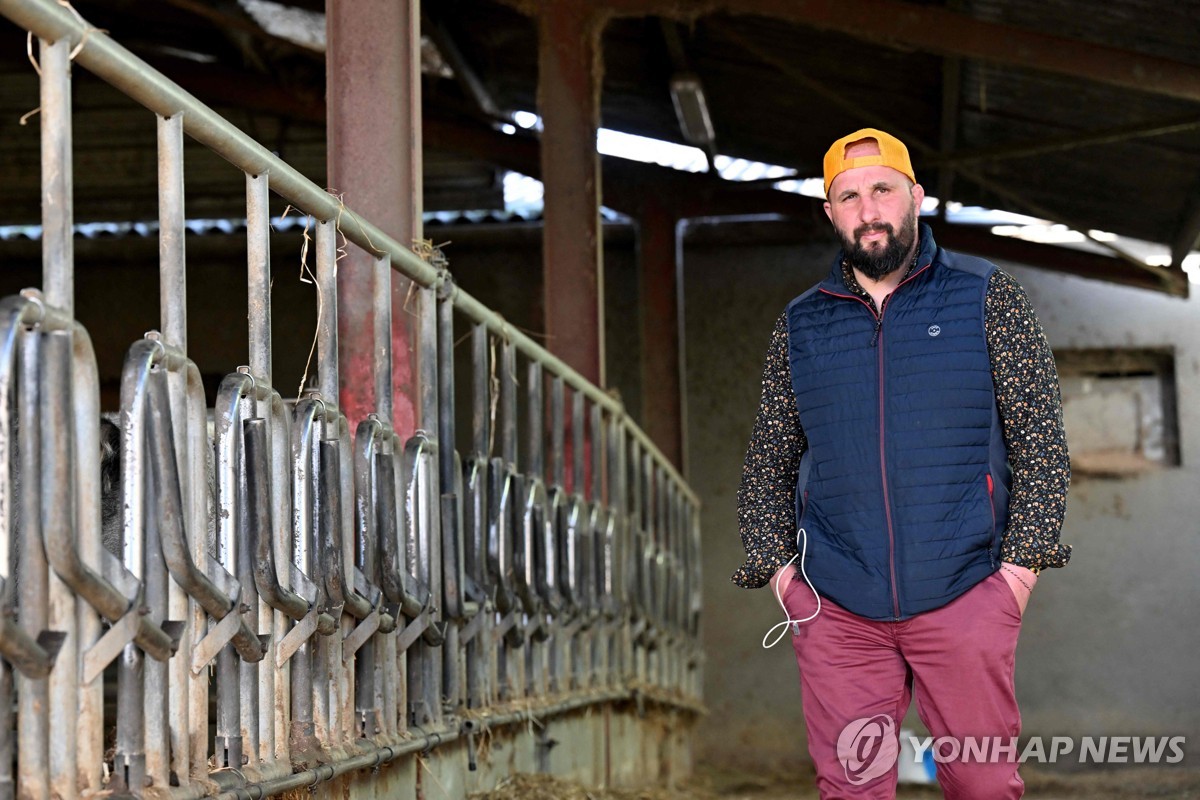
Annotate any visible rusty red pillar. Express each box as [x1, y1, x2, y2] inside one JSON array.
[[326, 0, 421, 434], [639, 196, 684, 469], [537, 0, 605, 386]]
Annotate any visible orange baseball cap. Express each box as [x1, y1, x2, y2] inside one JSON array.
[[823, 128, 916, 196]]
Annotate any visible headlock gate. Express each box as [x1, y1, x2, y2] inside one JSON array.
[[0, 1, 704, 797]]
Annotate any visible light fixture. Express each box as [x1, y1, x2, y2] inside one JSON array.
[[669, 73, 715, 147]]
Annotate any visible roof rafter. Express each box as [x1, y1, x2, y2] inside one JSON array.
[[500, 0, 1200, 104], [922, 114, 1200, 169], [1169, 183, 1200, 269], [722, 26, 1180, 290]]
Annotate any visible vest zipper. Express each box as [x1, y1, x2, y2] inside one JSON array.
[[877, 296, 901, 619]]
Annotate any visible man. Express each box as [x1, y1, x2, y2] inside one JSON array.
[[732, 128, 1071, 799]]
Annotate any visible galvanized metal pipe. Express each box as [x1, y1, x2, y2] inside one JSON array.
[[158, 113, 186, 349], [374, 255, 394, 425], [17, 321, 49, 800], [247, 173, 272, 380], [316, 220, 338, 402], [39, 36, 71, 314], [184, 362, 210, 781], [157, 108, 196, 787], [551, 378, 564, 489], [140, 371, 171, 789]]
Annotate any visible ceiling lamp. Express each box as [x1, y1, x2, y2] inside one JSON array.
[[669, 73, 715, 147]]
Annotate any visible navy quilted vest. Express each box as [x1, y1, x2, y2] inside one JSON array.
[[785, 226, 1010, 621]]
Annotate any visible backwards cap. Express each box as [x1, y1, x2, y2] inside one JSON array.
[[823, 128, 915, 196]]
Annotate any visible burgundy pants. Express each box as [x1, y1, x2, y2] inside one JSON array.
[[782, 570, 1024, 799]]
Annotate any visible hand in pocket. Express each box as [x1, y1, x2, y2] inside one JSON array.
[[999, 563, 1038, 616]]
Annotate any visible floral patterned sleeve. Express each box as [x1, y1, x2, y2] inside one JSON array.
[[985, 270, 1072, 570], [731, 312, 808, 588]]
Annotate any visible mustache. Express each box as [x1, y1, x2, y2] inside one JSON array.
[[854, 222, 894, 240]]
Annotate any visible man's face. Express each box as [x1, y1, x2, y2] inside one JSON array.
[[823, 141, 924, 282]]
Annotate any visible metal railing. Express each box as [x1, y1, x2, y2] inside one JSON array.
[[0, 1, 703, 798]]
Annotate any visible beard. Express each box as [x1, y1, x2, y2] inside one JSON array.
[[838, 210, 918, 282]]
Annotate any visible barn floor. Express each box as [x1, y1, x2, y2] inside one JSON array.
[[471, 764, 1200, 799]]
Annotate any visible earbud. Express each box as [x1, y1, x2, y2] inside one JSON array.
[[762, 527, 821, 648]]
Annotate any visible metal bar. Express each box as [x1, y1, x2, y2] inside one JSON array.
[[316, 219, 338, 402], [159, 113, 187, 349], [375, 255, 394, 423], [184, 363, 209, 781], [349, 423, 379, 738], [116, 327, 153, 795], [143, 379, 171, 791], [572, 391, 584, 499], [40, 35, 72, 314], [157, 109, 194, 787], [236, 385, 261, 767], [247, 173, 272, 380], [17, 316, 49, 800], [527, 362, 544, 481], [437, 289, 456, 491], [215, 373, 248, 770], [336, 423, 363, 741], [316, 436, 346, 744], [42, 335, 83, 796], [471, 324, 489, 458], [591, 405, 603, 508], [289, 400, 321, 756], [418, 288, 438, 436], [501, 341, 517, 468], [266, 397, 292, 762], [551, 378, 564, 489]]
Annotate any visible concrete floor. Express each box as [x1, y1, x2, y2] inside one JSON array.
[[471, 764, 1200, 799], [699, 764, 1200, 799]]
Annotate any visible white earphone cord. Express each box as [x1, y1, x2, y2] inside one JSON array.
[[762, 527, 822, 649]]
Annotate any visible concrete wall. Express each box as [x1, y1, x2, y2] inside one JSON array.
[[684, 238, 1200, 770]]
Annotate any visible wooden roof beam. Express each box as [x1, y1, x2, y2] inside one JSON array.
[[1169, 183, 1200, 269], [922, 114, 1200, 169], [932, 223, 1190, 297], [499, 0, 1200, 104]]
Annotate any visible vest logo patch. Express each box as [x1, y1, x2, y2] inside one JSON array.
[[928, 324, 941, 337]]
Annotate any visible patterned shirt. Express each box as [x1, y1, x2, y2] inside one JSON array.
[[732, 258, 1071, 589]]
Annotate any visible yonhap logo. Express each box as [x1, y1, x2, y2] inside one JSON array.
[[837, 715, 899, 785], [928, 324, 942, 337]]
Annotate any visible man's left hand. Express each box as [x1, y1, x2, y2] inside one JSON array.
[[999, 562, 1038, 616]]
